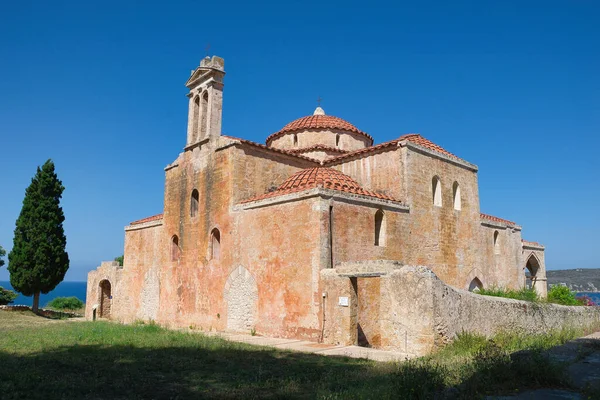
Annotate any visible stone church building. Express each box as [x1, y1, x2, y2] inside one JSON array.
[[86, 56, 547, 353]]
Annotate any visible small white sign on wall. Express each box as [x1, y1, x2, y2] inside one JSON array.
[[338, 296, 349, 307]]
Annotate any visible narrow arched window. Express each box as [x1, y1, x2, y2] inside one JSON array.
[[493, 231, 500, 255], [210, 228, 221, 260], [200, 91, 208, 138], [335, 134, 340, 147], [193, 96, 200, 140], [432, 176, 442, 207], [453, 181, 461, 211], [293, 134, 298, 147], [374, 210, 386, 246], [190, 189, 199, 217], [469, 278, 483, 292], [171, 235, 179, 262]]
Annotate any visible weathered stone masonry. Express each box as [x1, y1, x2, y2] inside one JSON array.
[[86, 55, 561, 356]]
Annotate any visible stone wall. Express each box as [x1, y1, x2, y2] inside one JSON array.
[[321, 263, 600, 358]]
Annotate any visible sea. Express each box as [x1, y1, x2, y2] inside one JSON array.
[[576, 292, 600, 304], [0, 281, 87, 307]]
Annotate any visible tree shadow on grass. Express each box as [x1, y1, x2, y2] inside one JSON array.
[[0, 343, 416, 400], [1, 331, 588, 399]]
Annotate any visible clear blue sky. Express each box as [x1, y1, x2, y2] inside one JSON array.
[[1, 1, 598, 281]]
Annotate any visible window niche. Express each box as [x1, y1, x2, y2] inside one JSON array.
[[171, 235, 180, 262], [374, 210, 386, 247], [452, 181, 461, 211], [432, 176, 442, 207], [190, 189, 199, 217], [493, 231, 500, 255], [210, 228, 221, 260]]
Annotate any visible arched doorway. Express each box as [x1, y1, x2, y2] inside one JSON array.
[[468, 277, 483, 292], [525, 254, 540, 289], [99, 280, 112, 318]]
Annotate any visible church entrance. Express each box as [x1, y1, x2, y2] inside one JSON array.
[[99, 280, 112, 319], [351, 277, 381, 348]]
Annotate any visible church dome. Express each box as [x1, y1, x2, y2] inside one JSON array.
[[267, 113, 371, 144], [266, 108, 373, 159]]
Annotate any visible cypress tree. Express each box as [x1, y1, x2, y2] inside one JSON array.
[[8, 160, 69, 312]]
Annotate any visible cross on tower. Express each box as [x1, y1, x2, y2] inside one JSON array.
[[205, 43, 211, 57], [317, 96, 322, 107]]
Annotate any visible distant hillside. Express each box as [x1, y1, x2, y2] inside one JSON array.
[[547, 268, 600, 292]]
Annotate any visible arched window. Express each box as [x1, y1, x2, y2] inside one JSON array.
[[200, 91, 208, 139], [452, 182, 461, 211], [468, 277, 483, 292], [210, 228, 221, 260], [525, 254, 540, 289], [171, 235, 180, 262], [335, 134, 340, 147], [493, 231, 500, 255], [432, 176, 442, 207], [293, 134, 298, 147], [190, 189, 199, 217], [193, 96, 200, 141], [374, 210, 386, 246]]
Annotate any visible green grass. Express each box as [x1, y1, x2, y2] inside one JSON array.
[[475, 285, 589, 307], [0, 311, 595, 399], [476, 287, 540, 302]]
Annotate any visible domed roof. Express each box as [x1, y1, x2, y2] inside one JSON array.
[[266, 108, 373, 145], [241, 167, 398, 203]]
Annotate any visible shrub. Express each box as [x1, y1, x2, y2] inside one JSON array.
[[577, 295, 596, 306], [476, 287, 539, 302], [46, 296, 84, 310], [547, 285, 582, 306], [0, 286, 18, 305]]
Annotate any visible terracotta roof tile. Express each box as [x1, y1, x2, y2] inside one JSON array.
[[266, 115, 373, 145], [130, 214, 163, 225], [323, 135, 413, 165], [287, 145, 348, 154], [241, 167, 400, 204], [405, 135, 461, 160], [223, 135, 321, 164], [480, 213, 516, 226], [522, 239, 544, 247], [323, 133, 466, 166]]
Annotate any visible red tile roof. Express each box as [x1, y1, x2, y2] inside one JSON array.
[[266, 115, 373, 145], [241, 167, 400, 203], [130, 214, 163, 225], [522, 239, 544, 248], [480, 213, 516, 226], [223, 135, 322, 164], [323, 134, 465, 166], [287, 144, 348, 154], [405, 134, 461, 160]]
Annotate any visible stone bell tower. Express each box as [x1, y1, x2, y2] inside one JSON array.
[[185, 55, 225, 148]]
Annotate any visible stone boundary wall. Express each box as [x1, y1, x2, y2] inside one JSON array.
[[390, 266, 600, 356], [321, 264, 600, 358]]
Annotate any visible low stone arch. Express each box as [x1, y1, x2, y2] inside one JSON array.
[[464, 268, 486, 291], [98, 279, 112, 319], [468, 277, 483, 292], [223, 266, 258, 333], [524, 253, 541, 289]]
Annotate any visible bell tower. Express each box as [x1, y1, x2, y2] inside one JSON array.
[[185, 55, 225, 148]]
